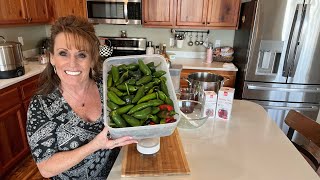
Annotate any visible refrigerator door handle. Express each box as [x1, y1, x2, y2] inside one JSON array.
[[247, 84, 320, 93], [282, 4, 304, 78], [262, 105, 318, 111]]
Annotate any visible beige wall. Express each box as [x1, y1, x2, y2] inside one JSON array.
[[93, 24, 235, 52], [0, 25, 47, 51]]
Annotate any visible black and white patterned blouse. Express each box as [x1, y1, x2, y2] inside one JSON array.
[[26, 79, 119, 180]]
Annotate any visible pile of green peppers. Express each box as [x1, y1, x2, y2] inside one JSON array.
[[107, 59, 176, 128]]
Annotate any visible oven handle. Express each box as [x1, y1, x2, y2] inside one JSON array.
[[247, 84, 320, 93], [262, 105, 318, 111], [124, 0, 129, 24]]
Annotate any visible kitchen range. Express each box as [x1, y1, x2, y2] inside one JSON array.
[[233, 0, 320, 139]]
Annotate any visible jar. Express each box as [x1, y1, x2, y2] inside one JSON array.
[[146, 41, 154, 55]]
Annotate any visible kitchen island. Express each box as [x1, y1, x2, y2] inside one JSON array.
[[107, 100, 319, 180]]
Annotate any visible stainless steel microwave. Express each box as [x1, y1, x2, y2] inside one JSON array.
[[86, 0, 141, 25]]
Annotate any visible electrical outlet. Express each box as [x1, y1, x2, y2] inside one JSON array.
[[18, 36, 24, 45], [169, 37, 175, 47], [215, 40, 221, 48]]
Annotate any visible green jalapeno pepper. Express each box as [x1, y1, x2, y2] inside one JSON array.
[[153, 70, 166, 78], [158, 91, 167, 101], [117, 84, 138, 92], [137, 92, 157, 104], [124, 78, 136, 85], [147, 62, 156, 72], [111, 66, 119, 83], [132, 107, 152, 120], [160, 79, 169, 96], [118, 64, 128, 71], [107, 100, 119, 110], [138, 59, 151, 76], [148, 114, 160, 124], [136, 75, 152, 85], [144, 82, 155, 93], [148, 99, 164, 106], [132, 85, 145, 104], [165, 97, 174, 106], [115, 104, 134, 115], [127, 102, 154, 114], [122, 114, 141, 127], [107, 91, 126, 105], [151, 107, 160, 115], [152, 78, 161, 85], [127, 63, 139, 71], [122, 94, 134, 105], [107, 75, 113, 88], [109, 87, 126, 97], [110, 111, 127, 128], [115, 71, 129, 86]]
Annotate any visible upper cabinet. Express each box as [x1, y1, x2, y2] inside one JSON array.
[[143, 0, 241, 29], [47, 0, 87, 23], [0, 0, 49, 25], [142, 0, 176, 27]]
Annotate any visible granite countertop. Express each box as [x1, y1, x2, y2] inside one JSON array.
[[171, 58, 238, 71], [0, 61, 46, 89]]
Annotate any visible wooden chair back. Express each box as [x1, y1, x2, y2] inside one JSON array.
[[285, 110, 320, 171]]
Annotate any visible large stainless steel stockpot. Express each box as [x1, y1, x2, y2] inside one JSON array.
[[0, 36, 25, 79], [185, 72, 228, 100]]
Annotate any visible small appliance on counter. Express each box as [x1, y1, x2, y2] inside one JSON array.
[[0, 36, 25, 79], [99, 36, 146, 56]]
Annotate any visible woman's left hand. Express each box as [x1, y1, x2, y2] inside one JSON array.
[[90, 127, 138, 151]]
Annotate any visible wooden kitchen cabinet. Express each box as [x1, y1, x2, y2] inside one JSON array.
[[0, 75, 39, 178], [180, 69, 236, 88], [177, 0, 240, 28], [0, 0, 49, 25], [143, 0, 240, 29], [142, 0, 176, 27], [47, 0, 87, 23]]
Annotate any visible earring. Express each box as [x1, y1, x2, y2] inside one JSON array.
[[53, 65, 57, 74]]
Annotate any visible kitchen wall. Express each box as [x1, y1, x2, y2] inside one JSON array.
[[0, 25, 47, 51], [94, 25, 235, 52]]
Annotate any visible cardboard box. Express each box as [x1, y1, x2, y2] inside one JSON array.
[[215, 87, 235, 120], [203, 91, 217, 118]]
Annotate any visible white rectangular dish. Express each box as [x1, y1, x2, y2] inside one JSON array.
[[103, 55, 181, 139]]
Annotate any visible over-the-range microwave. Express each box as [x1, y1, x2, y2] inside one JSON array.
[[86, 0, 141, 25]]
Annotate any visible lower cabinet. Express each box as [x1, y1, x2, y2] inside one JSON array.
[[0, 75, 39, 178], [180, 69, 236, 88]]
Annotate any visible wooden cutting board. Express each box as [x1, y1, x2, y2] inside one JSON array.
[[121, 129, 190, 177]]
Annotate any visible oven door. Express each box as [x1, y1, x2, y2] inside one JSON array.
[[86, 0, 141, 25]]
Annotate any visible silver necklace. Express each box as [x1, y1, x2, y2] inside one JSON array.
[[61, 81, 91, 108]]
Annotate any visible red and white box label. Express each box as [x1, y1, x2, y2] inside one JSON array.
[[215, 87, 235, 120], [203, 91, 217, 118]]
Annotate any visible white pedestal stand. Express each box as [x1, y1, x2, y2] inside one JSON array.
[[136, 137, 160, 155]]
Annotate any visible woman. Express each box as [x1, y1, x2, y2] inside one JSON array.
[[26, 15, 137, 179]]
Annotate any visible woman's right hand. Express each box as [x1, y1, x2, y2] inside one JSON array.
[[90, 127, 138, 151]]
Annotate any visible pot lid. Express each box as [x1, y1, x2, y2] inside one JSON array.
[[0, 36, 22, 48]]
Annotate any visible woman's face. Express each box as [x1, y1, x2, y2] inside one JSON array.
[[51, 33, 92, 87]]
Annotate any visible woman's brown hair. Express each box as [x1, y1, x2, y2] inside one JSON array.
[[37, 15, 102, 95]]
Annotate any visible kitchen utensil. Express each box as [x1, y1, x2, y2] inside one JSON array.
[[194, 32, 200, 46], [199, 32, 204, 45], [178, 100, 209, 129], [188, 33, 193, 46], [176, 88, 196, 100], [0, 36, 25, 79]]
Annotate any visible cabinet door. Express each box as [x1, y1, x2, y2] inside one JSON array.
[[142, 0, 176, 27], [207, 0, 240, 27], [0, 105, 29, 176], [0, 0, 28, 24], [176, 0, 208, 26], [25, 0, 49, 23], [48, 0, 87, 21]]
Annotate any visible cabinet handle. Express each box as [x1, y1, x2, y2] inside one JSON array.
[[24, 18, 28, 21], [207, 22, 210, 24], [202, 22, 205, 24], [29, 18, 32, 22]]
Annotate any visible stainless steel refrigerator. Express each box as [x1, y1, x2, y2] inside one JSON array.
[[233, 0, 320, 139]]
